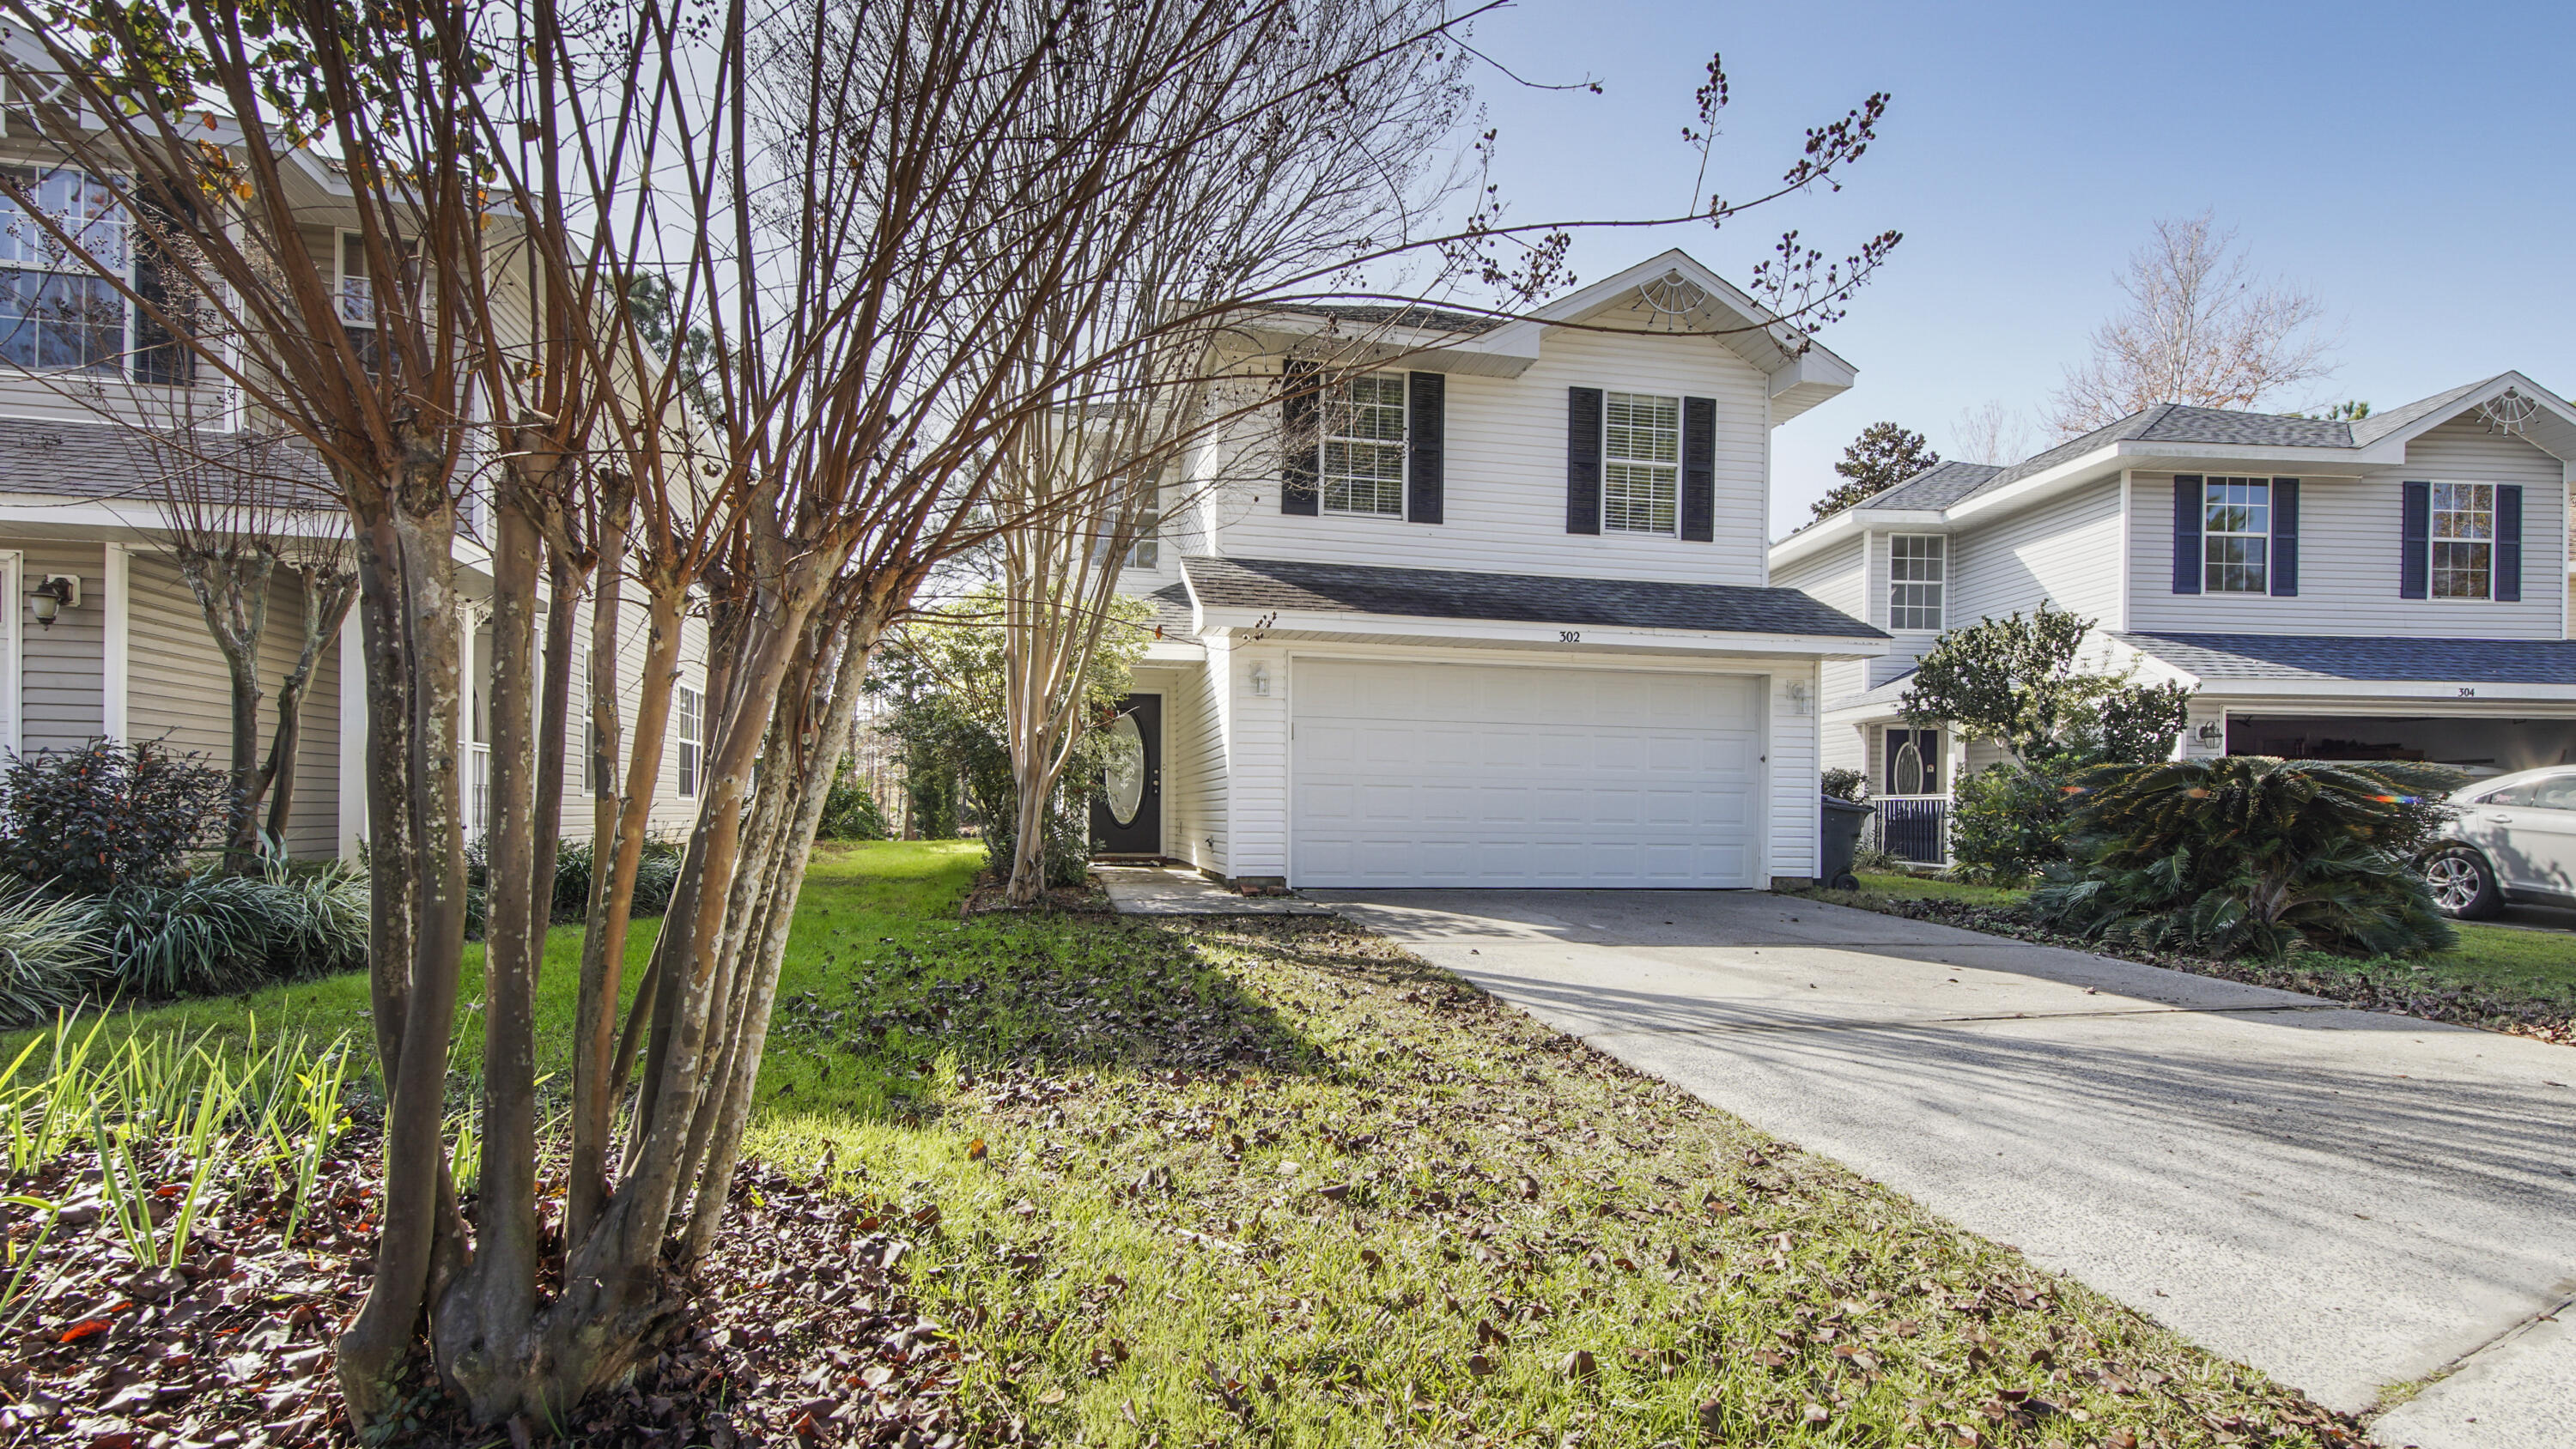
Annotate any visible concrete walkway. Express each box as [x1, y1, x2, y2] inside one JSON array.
[[1098, 864, 1337, 917], [1306, 888, 2576, 1449]]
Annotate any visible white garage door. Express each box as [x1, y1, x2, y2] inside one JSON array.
[[1291, 658, 1763, 888]]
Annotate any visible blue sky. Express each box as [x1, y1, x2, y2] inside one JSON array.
[[1462, 0, 2576, 537]]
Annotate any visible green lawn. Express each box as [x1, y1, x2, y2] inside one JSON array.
[[1823, 870, 2576, 1022], [40, 842, 2359, 1444]]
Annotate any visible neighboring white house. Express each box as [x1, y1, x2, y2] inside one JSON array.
[[0, 142, 709, 857], [1103, 250, 1888, 890], [1769, 373, 2576, 864]]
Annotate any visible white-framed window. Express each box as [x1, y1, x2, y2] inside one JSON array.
[[2431, 482, 2495, 600], [1601, 391, 1680, 535], [0, 165, 129, 374], [1321, 373, 1406, 517], [1888, 535, 1945, 630], [1123, 500, 1160, 569], [2202, 477, 2270, 593], [675, 684, 703, 797]]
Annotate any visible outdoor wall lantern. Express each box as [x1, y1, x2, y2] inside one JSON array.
[[1248, 663, 1270, 697], [27, 575, 79, 628], [1785, 680, 1813, 716], [2194, 720, 2222, 746]]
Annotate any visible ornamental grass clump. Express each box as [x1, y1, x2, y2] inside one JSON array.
[[2032, 755, 2461, 961]]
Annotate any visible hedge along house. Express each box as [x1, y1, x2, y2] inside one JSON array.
[[1106, 251, 1889, 891], [0, 129, 710, 860], [1769, 373, 2576, 866]]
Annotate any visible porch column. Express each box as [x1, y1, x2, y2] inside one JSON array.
[[337, 608, 367, 860], [100, 542, 128, 741]]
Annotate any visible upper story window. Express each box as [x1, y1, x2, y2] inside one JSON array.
[[2202, 477, 2270, 593], [2432, 482, 2494, 600], [1602, 391, 1680, 534], [1888, 535, 1945, 630], [1124, 505, 1160, 570], [1321, 373, 1406, 517], [0, 166, 129, 374]]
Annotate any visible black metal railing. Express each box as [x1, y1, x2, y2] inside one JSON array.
[[1874, 795, 1949, 866]]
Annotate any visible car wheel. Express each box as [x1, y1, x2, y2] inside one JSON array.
[[2421, 846, 2503, 919]]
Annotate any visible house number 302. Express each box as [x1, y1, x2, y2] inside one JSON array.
[[1559, 630, 1581, 643]]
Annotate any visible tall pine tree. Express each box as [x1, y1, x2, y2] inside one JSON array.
[[1812, 421, 1940, 521]]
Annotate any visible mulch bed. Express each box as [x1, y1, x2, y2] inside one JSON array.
[[959, 871, 1113, 919], [1823, 893, 2574, 1047], [0, 1125, 1005, 1448]]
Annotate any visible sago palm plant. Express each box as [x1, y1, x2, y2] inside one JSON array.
[[2032, 755, 2460, 960]]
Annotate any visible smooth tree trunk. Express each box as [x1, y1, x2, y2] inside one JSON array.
[[335, 488, 472, 1422]]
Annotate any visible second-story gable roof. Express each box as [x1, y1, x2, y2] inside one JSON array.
[[1776, 372, 2576, 566], [0, 415, 336, 506]]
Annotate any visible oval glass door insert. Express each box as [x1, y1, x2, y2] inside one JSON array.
[[1103, 712, 1145, 826]]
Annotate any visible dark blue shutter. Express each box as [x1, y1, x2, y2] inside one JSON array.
[[1565, 387, 1602, 535], [2495, 483, 2523, 602], [2171, 476, 2203, 594], [1280, 361, 1320, 515], [2269, 478, 2299, 597], [1406, 371, 1444, 524], [1680, 395, 1716, 542], [2400, 481, 2430, 597]]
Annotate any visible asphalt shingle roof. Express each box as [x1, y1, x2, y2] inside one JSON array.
[[1138, 581, 1195, 639], [1824, 669, 1917, 715], [1862, 461, 2002, 512], [1271, 303, 1508, 336], [2115, 631, 2576, 686], [0, 415, 333, 504], [1181, 555, 1886, 640]]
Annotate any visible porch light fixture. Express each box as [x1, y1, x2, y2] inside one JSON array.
[[1248, 664, 1270, 698], [2194, 720, 2222, 746], [1785, 681, 1813, 716], [27, 575, 78, 628]]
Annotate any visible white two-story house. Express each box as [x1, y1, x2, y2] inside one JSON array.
[[1103, 250, 1889, 890], [1769, 373, 2576, 864]]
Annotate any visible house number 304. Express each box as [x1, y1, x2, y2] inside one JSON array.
[[2458, 687, 2476, 698], [1559, 630, 1581, 643]]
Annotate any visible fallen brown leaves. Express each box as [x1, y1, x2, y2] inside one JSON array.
[[0, 1133, 1003, 1447]]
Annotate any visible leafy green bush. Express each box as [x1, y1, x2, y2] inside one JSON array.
[[1948, 759, 2086, 884], [0, 740, 230, 894], [0, 882, 113, 1025], [2032, 756, 2462, 961], [1820, 767, 1866, 803], [93, 862, 371, 999], [818, 765, 893, 841], [470, 834, 688, 938]]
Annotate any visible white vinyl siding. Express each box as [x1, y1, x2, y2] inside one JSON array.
[[1771, 536, 1869, 710], [1212, 327, 1774, 587], [1887, 534, 1945, 630], [12, 538, 104, 752], [1601, 391, 1680, 535], [2126, 417, 2565, 637], [1952, 477, 2125, 630]]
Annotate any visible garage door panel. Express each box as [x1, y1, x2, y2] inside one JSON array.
[[1292, 659, 1764, 888]]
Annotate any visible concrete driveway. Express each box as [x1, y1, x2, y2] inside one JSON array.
[[1305, 888, 2576, 1449]]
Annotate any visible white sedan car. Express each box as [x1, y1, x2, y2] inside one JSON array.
[[2421, 765, 2576, 918]]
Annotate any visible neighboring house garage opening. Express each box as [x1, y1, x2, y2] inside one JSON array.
[[2226, 715, 2576, 777]]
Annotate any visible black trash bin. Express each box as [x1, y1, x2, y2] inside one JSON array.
[[1818, 795, 1874, 892]]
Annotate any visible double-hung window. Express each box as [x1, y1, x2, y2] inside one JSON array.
[[2431, 482, 2494, 600], [1601, 391, 1680, 534], [0, 166, 128, 374], [2202, 477, 2270, 593], [1888, 535, 1945, 630], [675, 685, 703, 798], [1321, 373, 1406, 517]]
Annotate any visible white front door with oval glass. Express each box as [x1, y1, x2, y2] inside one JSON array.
[[1290, 659, 1762, 888]]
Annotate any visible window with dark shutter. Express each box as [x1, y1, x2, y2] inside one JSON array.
[[1280, 360, 1320, 515], [2171, 476, 2203, 594], [1406, 371, 1444, 524], [1565, 386, 1602, 535], [2268, 478, 2299, 597], [1680, 395, 1716, 542], [2399, 481, 2431, 598]]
